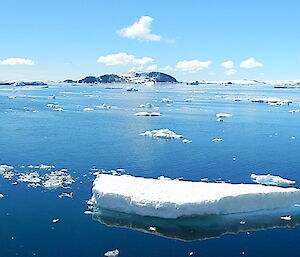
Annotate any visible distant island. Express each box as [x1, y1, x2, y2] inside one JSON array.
[[64, 72, 177, 84]]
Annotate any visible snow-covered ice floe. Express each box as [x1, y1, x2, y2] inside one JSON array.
[[140, 129, 183, 139], [0, 165, 14, 174], [92, 174, 300, 219], [251, 174, 296, 187], [135, 112, 161, 116]]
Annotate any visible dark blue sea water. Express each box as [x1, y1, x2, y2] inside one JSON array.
[[1, 83, 300, 257]]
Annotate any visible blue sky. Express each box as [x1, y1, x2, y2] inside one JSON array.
[[0, 0, 299, 81]]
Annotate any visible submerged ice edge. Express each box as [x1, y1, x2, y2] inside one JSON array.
[[93, 206, 300, 241], [92, 174, 300, 219]]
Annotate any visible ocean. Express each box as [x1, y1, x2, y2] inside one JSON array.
[[1, 82, 300, 257]]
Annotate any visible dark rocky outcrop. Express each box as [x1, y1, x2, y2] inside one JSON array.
[[64, 79, 77, 83], [99, 74, 125, 83], [78, 76, 100, 83]]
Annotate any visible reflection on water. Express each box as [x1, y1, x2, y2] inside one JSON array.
[[93, 207, 300, 241]]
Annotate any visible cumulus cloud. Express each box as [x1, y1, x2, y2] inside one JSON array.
[[117, 16, 162, 42], [97, 52, 154, 66], [0, 57, 35, 66], [240, 58, 263, 68], [221, 60, 234, 69], [145, 64, 158, 71], [224, 69, 237, 75], [175, 60, 211, 72]]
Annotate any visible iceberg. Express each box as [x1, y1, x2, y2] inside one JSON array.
[[92, 174, 300, 219], [140, 129, 183, 139], [251, 174, 296, 186]]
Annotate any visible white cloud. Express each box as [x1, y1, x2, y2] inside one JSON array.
[[0, 57, 35, 66], [145, 64, 158, 71], [175, 59, 211, 72], [221, 60, 234, 69], [97, 52, 154, 66], [117, 16, 162, 42], [161, 65, 173, 71], [240, 58, 263, 68], [224, 69, 237, 75]]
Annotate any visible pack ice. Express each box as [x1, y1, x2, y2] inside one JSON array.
[[92, 174, 300, 219]]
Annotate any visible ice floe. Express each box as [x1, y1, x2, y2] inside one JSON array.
[[251, 174, 296, 186], [94, 104, 112, 109], [212, 138, 223, 142], [0, 193, 4, 199], [216, 113, 232, 118], [160, 98, 173, 103], [104, 249, 120, 257], [92, 174, 300, 219], [135, 112, 161, 116], [0, 165, 74, 189], [139, 103, 154, 108], [281, 215, 292, 221], [140, 129, 183, 139], [83, 108, 94, 111], [0, 165, 14, 174], [182, 139, 192, 143]]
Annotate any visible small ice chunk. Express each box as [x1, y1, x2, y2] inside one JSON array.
[[217, 117, 224, 122], [46, 104, 59, 108], [149, 226, 156, 231], [289, 110, 300, 113], [182, 139, 192, 143], [189, 252, 194, 256], [39, 164, 55, 170], [0, 193, 4, 198], [185, 98, 194, 102], [251, 174, 296, 186], [216, 113, 232, 118], [84, 210, 93, 215], [140, 129, 183, 139], [281, 215, 292, 221], [94, 104, 111, 109], [0, 165, 14, 174], [139, 103, 153, 108], [52, 218, 60, 223], [104, 249, 120, 257], [83, 108, 94, 111], [135, 112, 161, 116], [160, 98, 173, 103], [53, 108, 64, 111], [58, 192, 73, 198], [212, 138, 223, 142]]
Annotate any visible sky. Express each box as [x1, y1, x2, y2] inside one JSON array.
[[0, 0, 300, 82]]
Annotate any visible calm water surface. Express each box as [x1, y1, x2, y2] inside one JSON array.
[[1, 83, 300, 257]]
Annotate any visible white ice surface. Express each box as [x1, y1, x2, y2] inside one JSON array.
[[92, 174, 300, 219], [140, 129, 183, 139]]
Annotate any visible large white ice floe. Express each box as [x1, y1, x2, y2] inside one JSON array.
[[216, 113, 232, 118], [251, 174, 296, 186], [140, 129, 183, 139], [92, 174, 300, 219]]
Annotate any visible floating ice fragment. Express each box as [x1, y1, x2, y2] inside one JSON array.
[[94, 104, 112, 109], [289, 110, 300, 113], [160, 98, 173, 103], [189, 252, 194, 256], [58, 192, 73, 198], [185, 98, 194, 102], [281, 216, 292, 221], [182, 139, 192, 143], [139, 103, 153, 108], [251, 174, 296, 187], [217, 118, 224, 122], [92, 174, 300, 219], [212, 138, 223, 142], [53, 108, 64, 111], [104, 249, 120, 257], [83, 108, 94, 111], [140, 129, 183, 139], [52, 218, 60, 223], [39, 164, 55, 170], [84, 210, 93, 215], [17, 172, 42, 183], [0, 165, 14, 174], [135, 112, 161, 116], [46, 104, 59, 108], [216, 113, 232, 118], [0, 193, 4, 199], [149, 226, 156, 231]]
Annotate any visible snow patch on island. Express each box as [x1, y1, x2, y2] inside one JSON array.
[[92, 174, 300, 219]]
